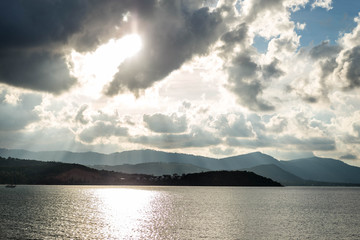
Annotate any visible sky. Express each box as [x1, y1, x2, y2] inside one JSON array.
[[0, 0, 360, 165]]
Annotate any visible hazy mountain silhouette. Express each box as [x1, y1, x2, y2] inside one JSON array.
[[0, 148, 216, 167], [279, 157, 360, 184], [0, 148, 113, 165], [219, 153, 360, 184], [217, 152, 279, 170], [242, 164, 307, 186], [0, 149, 279, 170], [1, 148, 360, 185]]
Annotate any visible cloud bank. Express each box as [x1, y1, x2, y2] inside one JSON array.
[[1, 0, 360, 165]]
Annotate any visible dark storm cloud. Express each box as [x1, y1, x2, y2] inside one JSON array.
[[230, 52, 258, 78], [221, 23, 248, 45], [1, 0, 283, 102], [0, 51, 76, 93], [78, 121, 128, 143], [219, 23, 248, 56], [0, 0, 158, 51], [105, 1, 228, 96], [225, 50, 275, 111], [0, 92, 42, 131], [0, 0, 87, 93], [341, 46, 360, 90], [0, 0, 156, 93], [143, 113, 187, 133], [262, 59, 284, 80], [130, 127, 221, 149], [0, 1, 85, 50]]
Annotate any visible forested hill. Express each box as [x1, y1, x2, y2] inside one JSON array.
[[0, 157, 281, 186], [0, 157, 148, 185]]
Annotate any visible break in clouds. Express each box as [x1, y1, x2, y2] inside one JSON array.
[[1, 0, 359, 101], [1, 0, 360, 164]]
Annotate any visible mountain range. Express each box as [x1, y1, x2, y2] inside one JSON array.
[[1, 148, 360, 186], [0, 157, 281, 186]]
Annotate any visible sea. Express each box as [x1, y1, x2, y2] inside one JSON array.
[[1, 185, 359, 239]]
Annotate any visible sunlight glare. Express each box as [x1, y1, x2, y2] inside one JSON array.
[[70, 34, 142, 97], [94, 187, 155, 238]]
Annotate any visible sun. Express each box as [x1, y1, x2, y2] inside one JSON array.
[[69, 34, 142, 96], [118, 34, 143, 59]]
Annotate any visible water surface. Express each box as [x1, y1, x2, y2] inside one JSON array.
[[1, 186, 359, 239]]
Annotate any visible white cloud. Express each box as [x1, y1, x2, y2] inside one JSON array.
[[296, 22, 306, 30], [143, 113, 187, 133], [78, 121, 128, 144], [331, 15, 360, 90], [130, 127, 221, 149], [311, 0, 333, 11], [0, 90, 42, 131], [214, 113, 254, 137]]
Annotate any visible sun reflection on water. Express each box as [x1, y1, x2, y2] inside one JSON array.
[[93, 187, 161, 239]]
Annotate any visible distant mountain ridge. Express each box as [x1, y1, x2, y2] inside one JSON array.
[[0, 149, 281, 170], [0, 148, 216, 167], [279, 157, 360, 184], [243, 164, 307, 186], [1, 148, 360, 185], [219, 152, 279, 170], [0, 157, 281, 186]]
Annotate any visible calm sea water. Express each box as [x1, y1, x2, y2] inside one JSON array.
[[1, 186, 359, 239]]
